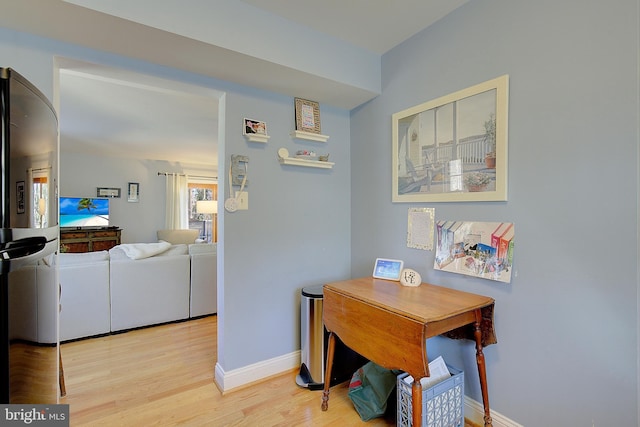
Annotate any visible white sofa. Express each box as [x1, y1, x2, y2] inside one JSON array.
[[58, 251, 111, 341], [8, 256, 58, 344], [109, 244, 191, 332], [58, 241, 217, 341], [189, 243, 217, 317]]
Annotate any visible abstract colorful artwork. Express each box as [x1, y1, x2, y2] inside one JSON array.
[[434, 221, 514, 283]]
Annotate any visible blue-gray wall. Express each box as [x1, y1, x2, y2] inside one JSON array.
[[351, 1, 638, 425], [1, 0, 638, 424], [1, 25, 353, 368], [219, 88, 352, 369]]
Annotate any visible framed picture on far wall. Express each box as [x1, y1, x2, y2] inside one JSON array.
[[16, 181, 24, 214], [127, 182, 139, 202], [97, 187, 121, 198]]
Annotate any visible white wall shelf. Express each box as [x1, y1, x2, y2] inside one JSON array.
[[290, 130, 329, 142], [245, 133, 270, 143], [277, 148, 334, 169]]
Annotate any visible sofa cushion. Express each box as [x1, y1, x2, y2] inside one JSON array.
[[58, 250, 109, 265], [157, 244, 189, 256], [189, 244, 217, 317], [109, 244, 188, 261], [157, 229, 199, 245], [188, 243, 217, 255], [109, 248, 190, 331], [59, 255, 110, 341], [114, 241, 171, 260]]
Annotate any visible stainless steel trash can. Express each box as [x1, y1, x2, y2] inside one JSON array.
[[296, 284, 368, 390], [296, 284, 325, 389]]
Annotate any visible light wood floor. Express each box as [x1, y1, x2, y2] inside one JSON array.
[[60, 316, 474, 426]]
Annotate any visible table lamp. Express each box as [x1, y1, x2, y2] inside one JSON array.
[[38, 197, 46, 228], [196, 200, 217, 243]]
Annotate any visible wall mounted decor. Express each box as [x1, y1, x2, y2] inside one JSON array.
[[392, 75, 509, 202], [16, 181, 24, 214], [407, 207, 435, 250], [276, 148, 334, 169], [243, 118, 269, 143], [96, 187, 121, 198], [230, 155, 249, 186], [294, 97, 321, 134], [289, 129, 329, 142], [226, 155, 249, 213], [434, 220, 514, 283], [127, 182, 139, 202]]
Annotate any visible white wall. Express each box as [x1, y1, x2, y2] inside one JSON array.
[[350, 1, 638, 425], [59, 152, 216, 243]]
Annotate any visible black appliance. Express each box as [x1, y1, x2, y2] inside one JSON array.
[[0, 68, 59, 403]]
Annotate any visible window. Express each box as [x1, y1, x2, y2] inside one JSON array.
[[188, 181, 217, 242], [32, 174, 49, 228]]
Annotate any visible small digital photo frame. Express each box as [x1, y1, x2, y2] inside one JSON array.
[[372, 258, 404, 281]]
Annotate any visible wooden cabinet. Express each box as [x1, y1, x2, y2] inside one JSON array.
[[60, 228, 121, 253]]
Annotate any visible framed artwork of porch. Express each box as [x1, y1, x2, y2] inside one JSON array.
[[392, 75, 509, 202]]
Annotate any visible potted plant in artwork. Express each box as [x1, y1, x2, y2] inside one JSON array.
[[483, 114, 496, 169], [464, 171, 492, 192]]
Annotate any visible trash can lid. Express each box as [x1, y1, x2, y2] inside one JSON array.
[[301, 284, 324, 298]]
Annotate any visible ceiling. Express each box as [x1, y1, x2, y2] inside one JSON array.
[[238, 0, 468, 55], [58, 61, 221, 167], [4, 1, 469, 167]]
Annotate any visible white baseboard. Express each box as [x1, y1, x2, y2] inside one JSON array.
[[215, 352, 523, 427], [215, 350, 301, 392], [464, 396, 523, 427]]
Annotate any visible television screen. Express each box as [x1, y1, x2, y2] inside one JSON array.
[[59, 197, 109, 228]]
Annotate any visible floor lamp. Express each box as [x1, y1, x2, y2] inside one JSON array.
[[196, 200, 217, 243]]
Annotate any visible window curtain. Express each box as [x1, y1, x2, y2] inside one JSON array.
[[164, 173, 188, 229]]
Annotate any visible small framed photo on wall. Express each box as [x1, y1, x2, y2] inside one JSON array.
[[127, 182, 139, 202], [97, 187, 121, 198], [243, 118, 267, 136], [294, 98, 321, 134], [16, 181, 25, 214]]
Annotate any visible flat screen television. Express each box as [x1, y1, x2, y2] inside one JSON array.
[[59, 197, 109, 228]]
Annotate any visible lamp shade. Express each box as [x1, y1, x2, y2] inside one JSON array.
[[37, 198, 46, 216], [196, 200, 217, 214]]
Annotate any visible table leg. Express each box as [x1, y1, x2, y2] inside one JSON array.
[[474, 309, 492, 427], [321, 332, 336, 411], [412, 378, 422, 426], [59, 351, 66, 397]]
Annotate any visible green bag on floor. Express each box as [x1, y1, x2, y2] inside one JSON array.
[[347, 361, 398, 421]]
